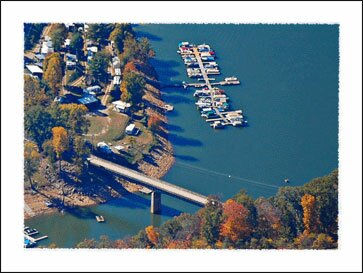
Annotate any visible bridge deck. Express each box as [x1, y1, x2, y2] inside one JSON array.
[[88, 156, 208, 205]]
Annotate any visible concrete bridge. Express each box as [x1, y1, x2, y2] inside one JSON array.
[[87, 155, 209, 213]]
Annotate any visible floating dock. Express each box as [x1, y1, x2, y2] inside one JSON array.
[[177, 42, 246, 128]]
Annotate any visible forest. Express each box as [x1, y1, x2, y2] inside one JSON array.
[[74, 169, 338, 249]]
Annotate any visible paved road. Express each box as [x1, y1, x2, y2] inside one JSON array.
[[88, 155, 208, 205]]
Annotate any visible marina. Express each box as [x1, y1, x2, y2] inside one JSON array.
[[24, 226, 48, 248], [177, 42, 246, 128]]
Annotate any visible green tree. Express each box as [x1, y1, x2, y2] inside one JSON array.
[[233, 190, 258, 228], [24, 141, 41, 189], [24, 105, 55, 148], [88, 50, 110, 84], [120, 71, 145, 104], [24, 23, 46, 50], [51, 27, 67, 51], [199, 197, 223, 246], [69, 31, 84, 60], [87, 23, 114, 43], [43, 52, 64, 97]]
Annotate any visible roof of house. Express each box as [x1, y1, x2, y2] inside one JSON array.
[[78, 95, 98, 105], [126, 124, 135, 131], [112, 100, 131, 108], [26, 64, 43, 74], [35, 54, 45, 60]]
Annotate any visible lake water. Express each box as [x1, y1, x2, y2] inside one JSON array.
[[25, 24, 338, 248]]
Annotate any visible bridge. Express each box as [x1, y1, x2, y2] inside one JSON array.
[[87, 155, 209, 213]]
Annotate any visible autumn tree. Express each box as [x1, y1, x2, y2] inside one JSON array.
[[220, 199, 252, 244], [254, 197, 282, 239], [233, 190, 258, 228], [312, 233, 336, 249], [59, 104, 90, 135], [145, 226, 160, 247], [199, 197, 223, 247], [69, 31, 84, 60], [24, 141, 41, 189], [43, 52, 64, 97], [120, 36, 155, 66], [301, 194, 319, 234], [51, 126, 69, 172], [24, 75, 50, 108], [147, 113, 162, 132], [120, 71, 145, 104], [123, 61, 137, 74], [109, 23, 134, 54]]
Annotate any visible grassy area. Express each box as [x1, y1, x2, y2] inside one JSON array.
[[85, 110, 130, 146]]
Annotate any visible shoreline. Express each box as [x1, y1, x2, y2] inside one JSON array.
[[24, 83, 176, 221]]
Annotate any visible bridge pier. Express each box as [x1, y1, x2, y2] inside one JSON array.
[[150, 191, 161, 214]]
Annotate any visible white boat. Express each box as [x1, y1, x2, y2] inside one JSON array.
[[211, 121, 224, 129], [225, 76, 238, 82]]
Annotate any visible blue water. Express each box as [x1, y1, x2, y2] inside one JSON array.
[[25, 24, 339, 247]]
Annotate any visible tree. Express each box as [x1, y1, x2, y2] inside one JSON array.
[[24, 23, 46, 50], [59, 104, 90, 135], [51, 126, 69, 172], [120, 36, 154, 65], [87, 23, 114, 43], [24, 105, 55, 148], [147, 113, 162, 132], [109, 23, 134, 54], [24, 141, 41, 189], [24, 75, 50, 108], [199, 197, 223, 246], [301, 194, 319, 234], [123, 61, 137, 73], [50, 24, 68, 51], [145, 226, 159, 247], [233, 190, 258, 228], [120, 71, 145, 104], [312, 233, 336, 249], [69, 31, 84, 60], [88, 50, 110, 84], [220, 199, 252, 244], [43, 52, 63, 97]]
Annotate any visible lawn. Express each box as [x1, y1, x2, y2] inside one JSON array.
[[85, 110, 130, 146]]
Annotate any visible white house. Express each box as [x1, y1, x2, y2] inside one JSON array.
[[112, 100, 131, 113], [113, 76, 121, 85], [114, 68, 121, 76], [26, 64, 43, 77], [41, 40, 53, 54]]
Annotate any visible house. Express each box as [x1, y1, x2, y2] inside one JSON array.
[[87, 46, 98, 53], [64, 38, 71, 49], [114, 68, 121, 76], [78, 95, 99, 108], [112, 100, 131, 113], [125, 124, 140, 136], [26, 64, 43, 78], [66, 61, 76, 69], [66, 53, 77, 62], [41, 40, 53, 54], [113, 76, 121, 85], [83, 85, 102, 96], [34, 54, 45, 63], [97, 142, 112, 154]]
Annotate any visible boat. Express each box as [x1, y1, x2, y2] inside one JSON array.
[[178, 41, 190, 47], [225, 76, 238, 82], [44, 200, 54, 207], [284, 178, 290, 183], [211, 121, 224, 129], [201, 56, 215, 61], [163, 104, 174, 112], [96, 215, 105, 222], [24, 237, 36, 248]]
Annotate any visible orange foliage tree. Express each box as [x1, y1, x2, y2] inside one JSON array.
[[123, 61, 137, 73], [301, 194, 319, 234], [220, 199, 252, 243], [51, 126, 69, 172], [147, 113, 162, 132], [145, 226, 159, 247]]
